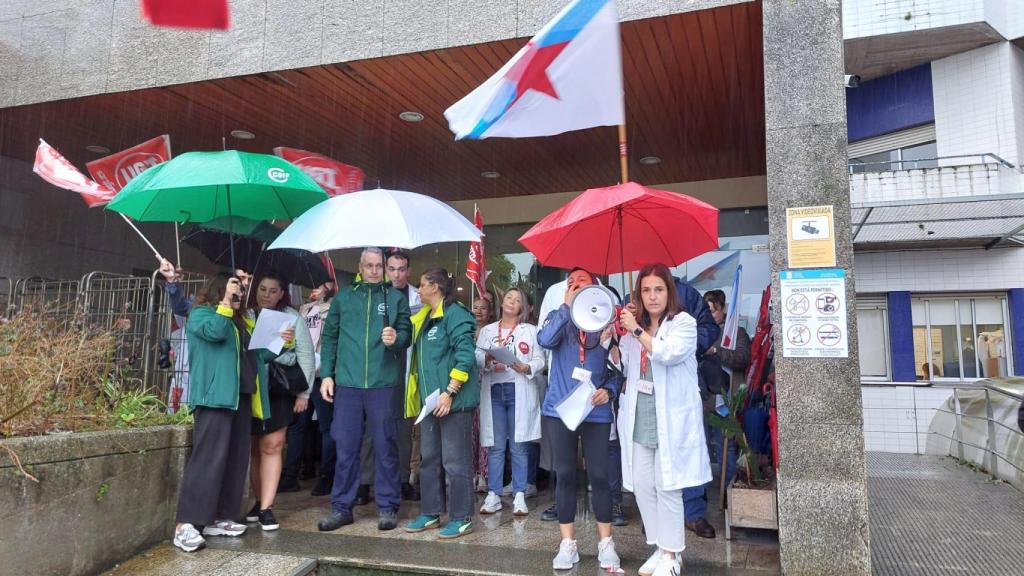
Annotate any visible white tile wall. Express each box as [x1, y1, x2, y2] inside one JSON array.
[[853, 248, 1024, 293], [932, 43, 1023, 167], [861, 386, 955, 453], [843, 0, 986, 40]]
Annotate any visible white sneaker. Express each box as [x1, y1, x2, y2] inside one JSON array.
[[552, 538, 579, 570], [639, 549, 661, 576], [513, 492, 529, 516], [202, 519, 247, 537], [597, 536, 621, 569], [173, 524, 205, 553], [501, 482, 513, 496], [652, 553, 682, 576], [480, 491, 502, 514]]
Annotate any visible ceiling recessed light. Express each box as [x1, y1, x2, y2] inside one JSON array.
[[85, 145, 110, 154], [481, 171, 500, 179], [399, 111, 424, 122], [230, 129, 255, 140], [639, 156, 662, 165]]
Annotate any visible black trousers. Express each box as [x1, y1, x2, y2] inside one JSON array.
[[543, 416, 612, 524], [176, 395, 252, 526]]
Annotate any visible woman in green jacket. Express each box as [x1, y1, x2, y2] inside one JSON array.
[[173, 275, 265, 553], [403, 268, 479, 540]]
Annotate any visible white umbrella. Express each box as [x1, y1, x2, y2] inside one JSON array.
[[267, 188, 483, 252]]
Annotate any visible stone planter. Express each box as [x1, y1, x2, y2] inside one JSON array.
[[725, 479, 779, 538], [0, 425, 192, 576]]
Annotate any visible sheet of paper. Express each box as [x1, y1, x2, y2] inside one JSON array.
[[415, 389, 441, 425], [481, 345, 518, 367], [247, 309, 296, 355], [555, 379, 596, 432]]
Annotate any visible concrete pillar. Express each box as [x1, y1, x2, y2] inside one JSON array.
[[762, 1, 872, 574]]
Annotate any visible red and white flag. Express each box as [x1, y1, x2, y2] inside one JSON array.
[[273, 147, 364, 196], [87, 135, 172, 195], [33, 140, 115, 208], [466, 205, 488, 295], [142, 0, 230, 30]]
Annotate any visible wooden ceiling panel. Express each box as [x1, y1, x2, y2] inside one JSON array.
[[0, 2, 764, 202]]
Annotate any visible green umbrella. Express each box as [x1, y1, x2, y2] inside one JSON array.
[[106, 150, 328, 270]]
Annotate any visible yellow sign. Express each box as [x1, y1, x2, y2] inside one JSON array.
[[786, 205, 836, 268]]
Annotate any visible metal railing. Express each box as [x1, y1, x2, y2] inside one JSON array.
[[0, 276, 12, 319], [848, 153, 1016, 174], [79, 272, 157, 386], [930, 379, 1024, 490]]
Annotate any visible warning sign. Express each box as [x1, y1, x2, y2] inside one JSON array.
[[780, 269, 848, 358], [786, 205, 836, 268]]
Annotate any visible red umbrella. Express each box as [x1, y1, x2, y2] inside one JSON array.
[[518, 182, 719, 275]]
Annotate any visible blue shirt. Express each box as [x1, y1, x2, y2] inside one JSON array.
[[537, 304, 616, 424]]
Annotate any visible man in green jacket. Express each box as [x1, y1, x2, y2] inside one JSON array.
[[317, 248, 412, 532]]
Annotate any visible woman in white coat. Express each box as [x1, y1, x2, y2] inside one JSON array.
[[617, 263, 711, 576], [476, 288, 546, 516]]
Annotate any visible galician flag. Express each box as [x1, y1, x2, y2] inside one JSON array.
[[445, 0, 624, 139], [721, 264, 743, 350]]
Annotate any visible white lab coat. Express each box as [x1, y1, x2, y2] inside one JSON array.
[[476, 321, 546, 446], [618, 312, 711, 492]]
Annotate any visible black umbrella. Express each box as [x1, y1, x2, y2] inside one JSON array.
[[182, 226, 332, 289]]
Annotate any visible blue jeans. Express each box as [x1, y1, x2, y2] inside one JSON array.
[[330, 386, 400, 514], [683, 484, 708, 522], [487, 382, 529, 494]]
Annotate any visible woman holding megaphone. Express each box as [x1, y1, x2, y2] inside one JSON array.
[[617, 263, 711, 576]]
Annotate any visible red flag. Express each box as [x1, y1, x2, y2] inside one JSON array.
[[466, 205, 487, 294], [273, 147, 364, 196], [320, 253, 338, 287], [33, 140, 115, 208], [87, 135, 172, 194], [142, 0, 230, 30]]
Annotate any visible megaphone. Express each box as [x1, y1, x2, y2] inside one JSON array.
[[570, 284, 620, 333]]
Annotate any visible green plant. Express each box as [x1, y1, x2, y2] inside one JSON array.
[[705, 385, 763, 487], [96, 482, 109, 501]]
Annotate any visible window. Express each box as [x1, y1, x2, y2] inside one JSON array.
[[849, 141, 937, 173], [857, 299, 890, 380], [911, 295, 1011, 381]]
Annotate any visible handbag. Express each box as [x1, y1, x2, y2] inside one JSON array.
[[269, 360, 307, 396]]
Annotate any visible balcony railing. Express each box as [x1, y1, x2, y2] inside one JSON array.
[[849, 154, 1021, 204]]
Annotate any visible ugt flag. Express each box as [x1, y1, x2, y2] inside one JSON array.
[[87, 135, 172, 196], [466, 205, 488, 294], [33, 140, 115, 208], [445, 0, 624, 139]]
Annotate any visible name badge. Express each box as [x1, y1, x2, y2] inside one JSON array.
[[571, 366, 592, 383], [636, 378, 654, 395]]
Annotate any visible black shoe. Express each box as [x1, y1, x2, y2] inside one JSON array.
[[299, 466, 317, 481], [686, 517, 717, 539], [401, 482, 421, 501], [541, 503, 558, 522], [318, 510, 354, 532], [378, 510, 398, 531], [312, 475, 334, 497], [245, 502, 261, 523], [611, 503, 629, 527], [258, 508, 280, 531], [277, 476, 301, 493], [354, 484, 371, 506]]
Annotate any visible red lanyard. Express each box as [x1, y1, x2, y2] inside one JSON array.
[[578, 329, 587, 365], [640, 346, 650, 375], [497, 322, 517, 348]]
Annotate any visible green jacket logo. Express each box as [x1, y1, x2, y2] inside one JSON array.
[[426, 326, 439, 340], [377, 303, 386, 315]]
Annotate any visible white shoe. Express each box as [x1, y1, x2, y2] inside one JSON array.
[[652, 553, 682, 576], [480, 491, 502, 514], [513, 492, 529, 516], [202, 519, 247, 537], [597, 536, 621, 569], [501, 482, 513, 496], [173, 524, 206, 553], [639, 549, 661, 576], [552, 538, 579, 570]]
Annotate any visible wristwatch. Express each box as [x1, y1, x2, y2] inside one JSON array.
[[633, 326, 643, 337]]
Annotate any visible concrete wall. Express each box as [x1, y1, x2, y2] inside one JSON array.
[[854, 247, 1024, 293], [0, 0, 752, 109], [0, 425, 191, 576], [842, 0, 1024, 41]]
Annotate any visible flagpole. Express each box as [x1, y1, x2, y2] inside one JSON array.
[[617, 124, 629, 184], [118, 214, 163, 261]]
